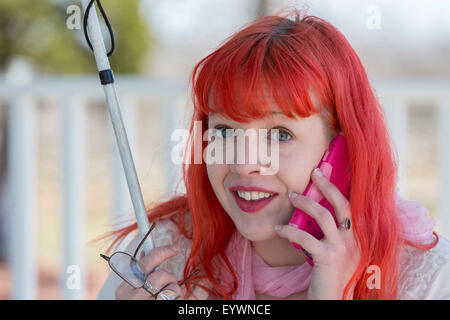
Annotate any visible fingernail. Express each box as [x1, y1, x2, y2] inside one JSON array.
[[314, 168, 323, 177], [288, 191, 299, 198], [274, 225, 282, 232]]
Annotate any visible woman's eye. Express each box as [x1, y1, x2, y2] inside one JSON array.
[[214, 126, 234, 139], [270, 128, 292, 142]]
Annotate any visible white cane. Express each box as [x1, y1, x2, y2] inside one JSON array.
[[80, 0, 156, 260]]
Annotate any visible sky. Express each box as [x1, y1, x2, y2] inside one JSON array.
[[141, 0, 450, 46], [137, 0, 450, 78]]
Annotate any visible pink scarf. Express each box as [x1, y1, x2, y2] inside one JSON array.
[[223, 193, 437, 299]]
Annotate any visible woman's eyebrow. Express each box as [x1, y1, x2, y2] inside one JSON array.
[[208, 111, 293, 124], [268, 112, 296, 120], [208, 111, 295, 123]]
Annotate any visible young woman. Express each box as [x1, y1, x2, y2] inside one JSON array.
[[97, 10, 450, 300]]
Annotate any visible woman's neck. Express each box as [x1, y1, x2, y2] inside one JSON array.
[[251, 235, 307, 267]]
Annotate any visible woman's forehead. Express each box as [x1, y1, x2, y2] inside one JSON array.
[[207, 109, 301, 124]]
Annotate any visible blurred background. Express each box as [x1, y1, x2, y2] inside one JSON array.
[[0, 0, 449, 299]]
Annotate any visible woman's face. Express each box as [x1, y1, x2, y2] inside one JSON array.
[[206, 102, 335, 241]]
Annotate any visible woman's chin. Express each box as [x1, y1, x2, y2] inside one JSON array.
[[236, 224, 279, 242]]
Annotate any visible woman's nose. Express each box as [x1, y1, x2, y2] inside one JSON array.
[[229, 162, 263, 176], [228, 134, 269, 176]]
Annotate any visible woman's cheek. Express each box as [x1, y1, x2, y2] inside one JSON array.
[[206, 164, 228, 204], [277, 152, 312, 195]]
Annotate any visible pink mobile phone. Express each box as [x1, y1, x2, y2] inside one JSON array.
[[288, 131, 351, 267]]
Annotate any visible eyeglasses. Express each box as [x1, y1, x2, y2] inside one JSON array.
[[100, 222, 200, 297]]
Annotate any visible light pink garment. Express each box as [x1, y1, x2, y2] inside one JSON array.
[[395, 194, 437, 243], [223, 193, 437, 299]]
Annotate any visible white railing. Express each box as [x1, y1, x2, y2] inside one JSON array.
[[0, 75, 187, 299], [1, 75, 449, 299]]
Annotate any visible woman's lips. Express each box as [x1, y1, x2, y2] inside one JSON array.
[[231, 191, 278, 213], [229, 185, 277, 194]]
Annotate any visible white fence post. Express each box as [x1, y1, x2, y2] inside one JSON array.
[[62, 97, 86, 299], [110, 96, 138, 234], [7, 95, 37, 299], [437, 99, 450, 238], [162, 95, 186, 195], [383, 95, 408, 198]]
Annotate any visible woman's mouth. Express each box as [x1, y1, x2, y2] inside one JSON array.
[[229, 186, 278, 213]]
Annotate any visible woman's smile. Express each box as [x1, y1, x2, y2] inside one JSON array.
[[229, 185, 279, 213]]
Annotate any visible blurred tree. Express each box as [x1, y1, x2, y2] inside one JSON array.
[[0, 0, 153, 74]]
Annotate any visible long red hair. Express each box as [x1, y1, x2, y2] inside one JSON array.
[[98, 9, 438, 300]]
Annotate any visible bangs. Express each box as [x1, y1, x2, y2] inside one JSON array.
[[191, 15, 328, 123]]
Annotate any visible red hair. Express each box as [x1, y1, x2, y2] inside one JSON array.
[[99, 9, 438, 300]]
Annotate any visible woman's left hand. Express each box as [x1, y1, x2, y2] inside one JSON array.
[[274, 168, 361, 300]]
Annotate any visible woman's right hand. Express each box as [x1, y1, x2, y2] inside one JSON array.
[[115, 244, 183, 300]]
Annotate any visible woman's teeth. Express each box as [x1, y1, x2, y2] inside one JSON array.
[[236, 191, 275, 201]]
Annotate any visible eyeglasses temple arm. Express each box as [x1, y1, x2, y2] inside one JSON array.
[[133, 222, 157, 258], [100, 254, 110, 262], [178, 269, 201, 287]]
